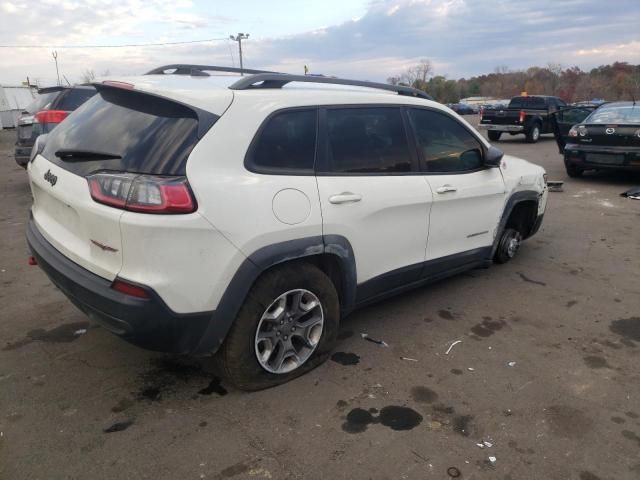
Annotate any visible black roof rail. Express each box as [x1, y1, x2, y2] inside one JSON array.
[[229, 73, 433, 100], [145, 64, 277, 77]]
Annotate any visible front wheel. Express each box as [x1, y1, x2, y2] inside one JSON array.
[[525, 124, 541, 143], [488, 130, 502, 141], [217, 262, 339, 391], [494, 228, 523, 264]]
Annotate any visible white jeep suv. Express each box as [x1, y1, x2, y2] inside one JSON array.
[[26, 65, 547, 390]]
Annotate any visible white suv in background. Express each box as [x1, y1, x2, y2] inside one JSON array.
[[26, 65, 548, 390]]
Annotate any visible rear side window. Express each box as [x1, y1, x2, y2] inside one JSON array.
[[324, 107, 411, 174], [408, 108, 483, 173], [54, 87, 96, 111], [248, 109, 317, 173], [42, 87, 204, 176]]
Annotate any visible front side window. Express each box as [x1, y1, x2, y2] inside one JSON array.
[[324, 107, 411, 174], [249, 109, 317, 172], [408, 108, 484, 173]]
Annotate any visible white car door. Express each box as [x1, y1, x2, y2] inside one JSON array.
[[316, 106, 432, 301], [406, 108, 506, 262]]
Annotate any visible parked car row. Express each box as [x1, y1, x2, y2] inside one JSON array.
[[14, 85, 96, 167], [24, 65, 548, 389]]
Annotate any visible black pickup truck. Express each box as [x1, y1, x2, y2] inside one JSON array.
[[479, 95, 566, 143]]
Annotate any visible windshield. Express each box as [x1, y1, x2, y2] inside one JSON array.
[[586, 104, 640, 124]]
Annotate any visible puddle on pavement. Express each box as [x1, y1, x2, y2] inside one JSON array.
[[2, 321, 90, 351], [331, 352, 360, 366], [610, 317, 640, 343], [342, 406, 423, 433]]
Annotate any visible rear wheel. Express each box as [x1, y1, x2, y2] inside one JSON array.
[[565, 162, 584, 178], [494, 228, 523, 264], [526, 124, 541, 143], [488, 130, 502, 141], [218, 262, 339, 391]]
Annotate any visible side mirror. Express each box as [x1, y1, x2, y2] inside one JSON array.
[[484, 145, 503, 167]]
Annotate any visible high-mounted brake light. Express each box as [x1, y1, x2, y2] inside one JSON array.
[[34, 110, 68, 124], [102, 80, 135, 90], [518, 110, 525, 123], [111, 279, 150, 299], [87, 173, 197, 214]]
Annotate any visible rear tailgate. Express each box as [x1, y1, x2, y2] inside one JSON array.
[[482, 108, 520, 125], [28, 83, 226, 281], [29, 156, 124, 279]]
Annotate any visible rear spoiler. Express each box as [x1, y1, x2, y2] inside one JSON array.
[[37, 86, 67, 94]]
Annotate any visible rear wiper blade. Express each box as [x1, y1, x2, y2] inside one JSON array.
[[55, 149, 121, 161]]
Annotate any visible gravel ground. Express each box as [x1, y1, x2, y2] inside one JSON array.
[[0, 126, 639, 480]]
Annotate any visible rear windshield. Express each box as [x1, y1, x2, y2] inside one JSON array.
[[54, 87, 97, 111], [509, 97, 546, 109], [42, 87, 203, 176], [24, 91, 58, 114], [586, 105, 640, 124]]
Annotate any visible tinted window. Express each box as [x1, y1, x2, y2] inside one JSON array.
[[55, 87, 96, 111], [250, 109, 317, 172], [325, 107, 411, 174], [408, 108, 483, 173], [509, 97, 546, 109], [42, 87, 203, 176], [24, 91, 58, 114]]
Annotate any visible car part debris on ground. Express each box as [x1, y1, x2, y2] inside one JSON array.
[[547, 180, 564, 192], [445, 339, 462, 355], [361, 333, 388, 347], [447, 466, 461, 477], [621, 186, 640, 200], [400, 357, 418, 362]]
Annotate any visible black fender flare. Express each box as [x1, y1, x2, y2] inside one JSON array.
[[489, 190, 540, 260], [193, 235, 357, 355]]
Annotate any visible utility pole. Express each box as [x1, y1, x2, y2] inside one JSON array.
[[229, 33, 249, 75], [51, 50, 60, 86]]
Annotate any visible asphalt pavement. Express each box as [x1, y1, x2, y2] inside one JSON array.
[[1, 126, 639, 480]]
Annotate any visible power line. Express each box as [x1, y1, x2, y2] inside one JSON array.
[[0, 37, 228, 49]]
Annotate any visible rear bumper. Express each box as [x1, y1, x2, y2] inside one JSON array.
[[26, 218, 213, 354], [15, 145, 31, 167], [564, 144, 640, 170], [479, 124, 524, 132]]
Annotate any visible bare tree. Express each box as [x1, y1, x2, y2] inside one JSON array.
[[401, 59, 433, 90], [81, 69, 96, 83]]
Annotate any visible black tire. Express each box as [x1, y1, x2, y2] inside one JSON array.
[[565, 162, 584, 178], [494, 228, 523, 264], [217, 262, 339, 391], [488, 130, 502, 141], [525, 124, 541, 143]]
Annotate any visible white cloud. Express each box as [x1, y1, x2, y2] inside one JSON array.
[[0, 0, 638, 86]]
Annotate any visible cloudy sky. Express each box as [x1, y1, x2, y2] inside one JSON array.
[[1, 0, 639, 86]]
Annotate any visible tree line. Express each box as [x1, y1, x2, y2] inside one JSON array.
[[388, 60, 640, 104]]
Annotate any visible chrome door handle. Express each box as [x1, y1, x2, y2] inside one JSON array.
[[329, 192, 362, 204], [435, 185, 457, 194]]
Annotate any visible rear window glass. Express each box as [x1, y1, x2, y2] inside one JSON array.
[[324, 107, 411, 174], [249, 109, 317, 172], [42, 88, 202, 176], [55, 87, 97, 111], [586, 105, 640, 124], [25, 91, 58, 114], [509, 97, 546, 109]]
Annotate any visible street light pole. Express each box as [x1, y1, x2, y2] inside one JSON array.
[[51, 50, 60, 86], [229, 33, 249, 75]]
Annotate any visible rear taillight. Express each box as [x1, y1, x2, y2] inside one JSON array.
[[479, 109, 483, 121], [111, 279, 150, 299], [519, 110, 525, 123], [87, 173, 196, 214], [34, 110, 69, 124]]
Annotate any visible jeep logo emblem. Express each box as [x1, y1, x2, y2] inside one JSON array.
[[605, 127, 615, 135], [44, 169, 57, 186]]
